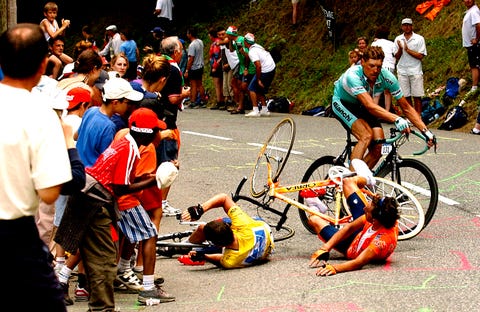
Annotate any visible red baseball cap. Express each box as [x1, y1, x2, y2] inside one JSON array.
[[66, 87, 91, 110], [129, 108, 167, 133]]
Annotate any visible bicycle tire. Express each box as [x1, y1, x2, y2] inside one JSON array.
[[376, 158, 438, 227], [250, 118, 296, 198], [370, 177, 425, 240], [298, 156, 337, 234], [234, 195, 295, 242]]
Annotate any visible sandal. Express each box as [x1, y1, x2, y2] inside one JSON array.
[[231, 109, 245, 114]]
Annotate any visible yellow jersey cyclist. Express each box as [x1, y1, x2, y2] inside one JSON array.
[[331, 46, 436, 169]]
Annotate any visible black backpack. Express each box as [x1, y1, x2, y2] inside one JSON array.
[[267, 96, 291, 113], [438, 104, 468, 130]]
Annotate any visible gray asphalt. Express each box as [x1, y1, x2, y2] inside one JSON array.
[[67, 108, 480, 312]]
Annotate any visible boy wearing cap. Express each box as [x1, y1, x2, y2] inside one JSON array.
[[76, 77, 143, 167], [243, 33, 276, 117], [394, 18, 427, 113], [55, 107, 167, 311]]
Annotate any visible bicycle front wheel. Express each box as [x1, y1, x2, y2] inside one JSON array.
[[377, 158, 438, 227], [250, 118, 296, 198], [234, 195, 295, 242], [370, 177, 425, 240], [297, 156, 337, 234]]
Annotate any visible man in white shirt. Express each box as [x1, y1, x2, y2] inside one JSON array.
[[243, 33, 276, 117], [154, 0, 173, 35], [0, 23, 72, 311], [394, 18, 427, 113], [99, 25, 123, 59]]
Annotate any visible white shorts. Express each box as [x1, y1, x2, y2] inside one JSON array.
[[398, 74, 425, 97]]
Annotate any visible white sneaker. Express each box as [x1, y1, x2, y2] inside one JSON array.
[[351, 159, 376, 187], [116, 268, 144, 291], [245, 110, 261, 117], [162, 201, 181, 216], [260, 108, 271, 116]]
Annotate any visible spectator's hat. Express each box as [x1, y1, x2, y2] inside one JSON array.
[[244, 33, 255, 44], [151, 26, 164, 35], [106, 25, 117, 31], [226, 26, 238, 36], [66, 87, 91, 110], [103, 77, 144, 101], [129, 107, 167, 134], [156, 161, 178, 189], [179, 38, 185, 45], [401, 18, 413, 25]]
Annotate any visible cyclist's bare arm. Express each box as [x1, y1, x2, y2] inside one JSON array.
[[316, 247, 377, 276]]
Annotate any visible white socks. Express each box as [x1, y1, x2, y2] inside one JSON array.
[[351, 159, 376, 187]]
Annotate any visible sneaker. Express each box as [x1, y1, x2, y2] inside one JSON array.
[[138, 287, 175, 304], [74, 286, 89, 302], [178, 255, 206, 266], [115, 268, 144, 291], [260, 109, 271, 116], [305, 197, 328, 214], [60, 282, 74, 306], [162, 201, 181, 216], [245, 110, 261, 117], [470, 129, 480, 135]]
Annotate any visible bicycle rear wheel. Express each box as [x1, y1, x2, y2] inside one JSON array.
[[234, 195, 295, 242], [250, 118, 296, 198], [370, 177, 425, 240], [297, 156, 339, 234], [377, 158, 438, 227]]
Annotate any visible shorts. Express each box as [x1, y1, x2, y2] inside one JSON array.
[[189, 67, 204, 80], [332, 98, 382, 130], [156, 139, 178, 164], [467, 45, 480, 68], [210, 67, 223, 78], [139, 186, 162, 211], [248, 69, 275, 95], [242, 73, 254, 84], [397, 74, 424, 97], [53, 194, 68, 227], [118, 205, 158, 243]]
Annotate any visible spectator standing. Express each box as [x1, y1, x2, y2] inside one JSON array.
[[99, 25, 123, 61], [356, 36, 369, 63], [394, 18, 427, 113], [208, 28, 225, 110], [348, 50, 360, 67], [109, 52, 129, 79], [225, 26, 249, 114], [185, 27, 206, 108], [463, 0, 480, 134], [217, 26, 238, 112], [0, 23, 72, 311], [40, 1, 70, 42], [120, 29, 140, 81], [179, 38, 188, 74], [46, 36, 73, 80], [372, 25, 396, 113], [154, 0, 174, 35], [244, 33, 276, 117], [153, 37, 191, 216]]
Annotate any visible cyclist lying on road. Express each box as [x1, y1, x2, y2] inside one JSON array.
[[179, 193, 275, 268], [331, 45, 436, 169], [307, 161, 400, 276]]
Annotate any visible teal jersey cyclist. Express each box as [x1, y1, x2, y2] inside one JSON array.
[[331, 46, 436, 169]]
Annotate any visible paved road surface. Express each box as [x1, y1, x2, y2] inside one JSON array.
[[67, 109, 480, 312]]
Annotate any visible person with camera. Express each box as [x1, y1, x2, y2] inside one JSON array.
[[178, 193, 275, 269]]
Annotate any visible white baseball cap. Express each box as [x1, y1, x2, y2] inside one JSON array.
[[102, 77, 143, 101], [401, 18, 413, 25], [156, 162, 178, 189]]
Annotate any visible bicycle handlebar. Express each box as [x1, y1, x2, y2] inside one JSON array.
[[384, 129, 429, 156]]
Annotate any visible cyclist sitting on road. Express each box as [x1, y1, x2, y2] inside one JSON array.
[[179, 193, 275, 268], [331, 45, 436, 169], [307, 170, 400, 276]]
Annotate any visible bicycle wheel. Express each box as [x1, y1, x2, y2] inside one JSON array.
[[234, 195, 295, 242], [298, 156, 339, 234], [370, 177, 425, 240], [250, 118, 296, 198], [376, 158, 438, 227]]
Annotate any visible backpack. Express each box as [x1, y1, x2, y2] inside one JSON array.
[[267, 96, 291, 113], [302, 105, 326, 116], [438, 104, 468, 130], [269, 46, 282, 64], [442, 77, 459, 107], [421, 98, 445, 124]]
